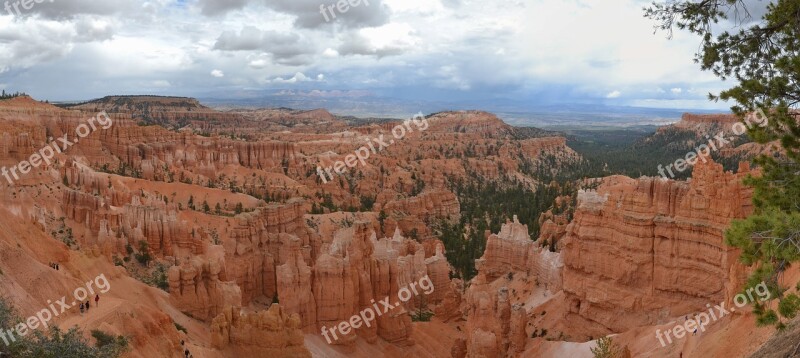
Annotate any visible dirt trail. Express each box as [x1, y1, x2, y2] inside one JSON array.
[[59, 297, 123, 331]]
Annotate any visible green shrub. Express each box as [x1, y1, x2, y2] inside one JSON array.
[[0, 297, 127, 357], [134, 241, 152, 266], [174, 323, 188, 334], [410, 310, 434, 322]]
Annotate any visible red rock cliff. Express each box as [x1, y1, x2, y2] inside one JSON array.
[[561, 158, 753, 332]]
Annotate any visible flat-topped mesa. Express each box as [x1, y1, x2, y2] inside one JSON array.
[[236, 108, 344, 128], [64, 95, 243, 124], [475, 215, 532, 279], [667, 111, 766, 138], [561, 157, 754, 333], [424, 111, 517, 139], [674, 113, 740, 129]]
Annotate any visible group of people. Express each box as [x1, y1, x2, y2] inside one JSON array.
[[181, 340, 193, 358], [48, 262, 59, 270], [79, 295, 100, 316]]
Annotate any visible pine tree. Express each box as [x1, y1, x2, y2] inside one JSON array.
[[646, 0, 800, 328]]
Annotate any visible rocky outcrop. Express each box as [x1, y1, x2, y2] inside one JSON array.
[[227, 211, 457, 346], [278, 251, 317, 329], [537, 208, 570, 248], [464, 277, 527, 357], [463, 217, 564, 357], [168, 256, 242, 322], [475, 216, 533, 279], [473, 215, 563, 292], [380, 189, 460, 239], [61, 168, 201, 258], [310, 224, 420, 345], [382, 190, 460, 221], [527, 246, 564, 292], [210, 305, 311, 358], [561, 158, 754, 332], [225, 201, 315, 306], [424, 243, 452, 304]]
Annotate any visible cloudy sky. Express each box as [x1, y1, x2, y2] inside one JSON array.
[[0, 0, 759, 110]]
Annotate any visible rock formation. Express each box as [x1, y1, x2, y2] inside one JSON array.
[[475, 215, 533, 279], [168, 256, 242, 322], [561, 158, 754, 332], [210, 305, 311, 358], [464, 279, 527, 357]]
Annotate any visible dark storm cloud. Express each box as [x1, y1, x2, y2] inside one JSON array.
[[11, 0, 138, 19], [196, 0, 249, 16], [196, 0, 390, 29]]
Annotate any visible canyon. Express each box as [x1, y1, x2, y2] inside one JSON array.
[[0, 95, 788, 358]]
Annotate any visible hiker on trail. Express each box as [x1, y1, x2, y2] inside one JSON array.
[[79, 303, 84, 316], [86, 301, 90, 311], [184, 349, 190, 357], [95, 295, 100, 307]]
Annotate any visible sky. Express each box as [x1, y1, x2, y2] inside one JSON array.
[[0, 0, 766, 111]]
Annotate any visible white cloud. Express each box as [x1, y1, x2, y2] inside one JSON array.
[[0, 0, 732, 110], [268, 72, 313, 84], [248, 59, 268, 69], [322, 48, 339, 57], [338, 23, 419, 58]]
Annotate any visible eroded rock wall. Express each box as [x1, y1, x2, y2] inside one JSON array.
[[561, 159, 753, 332], [210, 305, 311, 358]]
